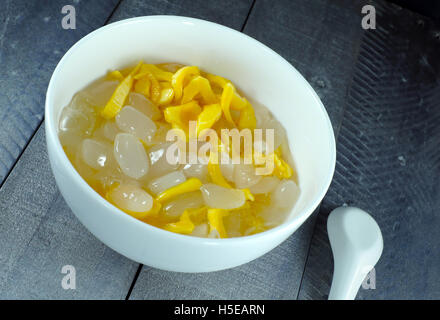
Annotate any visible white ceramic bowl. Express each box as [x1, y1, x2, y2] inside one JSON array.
[[45, 16, 336, 272]]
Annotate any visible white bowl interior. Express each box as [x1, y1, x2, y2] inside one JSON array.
[[48, 16, 335, 233]]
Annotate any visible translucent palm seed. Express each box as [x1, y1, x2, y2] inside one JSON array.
[[249, 176, 280, 194], [182, 163, 208, 182], [109, 184, 153, 213], [93, 166, 141, 193], [128, 92, 161, 121], [260, 207, 289, 228], [148, 170, 186, 195], [101, 121, 120, 141], [191, 223, 209, 237], [149, 122, 172, 145], [83, 80, 119, 109], [223, 212, 242, 237], [272, 180, 300, 208], [252, 101, 271, 128], [163, 191, 205, 217], [73, 151, 97, 183], [114, 133, 149, 179], [261, 118, 286, 151], [81, 138, 114, 170], [59, 94, 96, 136], [59, 108, 91, 135], [233, 163, 262, 189], [200, 183, 245, 210], [115, 106, 157, 143], [59, 130, 83, 157], [147, 142, 180, 179], [279, 140, 294, 169], [59, 94, 96, 155], [69, 92, 96, 113], [219, 157, 234, 182]]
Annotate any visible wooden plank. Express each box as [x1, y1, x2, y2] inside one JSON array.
[[0, 0, 119, 184], [130, 217, 317, 299], [0, 0, 141, 299], [129, 0, 364, 299], [0, 125, 139, 299], [109, 0, 253, 30], [243, 0, 364, 133], [298, 1, 440, 299]]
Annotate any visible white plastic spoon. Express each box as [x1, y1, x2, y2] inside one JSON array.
[[327, 206, 383, 300]]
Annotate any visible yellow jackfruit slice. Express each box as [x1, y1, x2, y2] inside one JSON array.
[[164, 210, 195, 235], [156, 178, 203, 203], [172, 66, 200, 102], [207, 208, 228, 238], [196, 103, 222, 136], [182, 76, 217, 104], [101, 61, 143, 119]]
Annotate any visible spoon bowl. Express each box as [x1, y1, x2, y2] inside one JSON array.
[[327, 206, 383, 300]]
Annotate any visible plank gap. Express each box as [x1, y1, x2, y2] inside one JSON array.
[[104, 0, 124, 25], [0, 118, 43, 191], [125, 264, 143, 300], [240, 0, 256, 32], [296, 26, 366, 300], [0, 0, 123, 191]]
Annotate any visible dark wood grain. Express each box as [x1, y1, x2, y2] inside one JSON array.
[[130, 219, 317, 299], [298, 1, 440, 300], [243, 0, 364, 133], [110, 0, 253, 30], [129, 0, 364, 300], [0, 0, 142, 300], [0, 125, 139, 299], [0, 0, 119, 184]]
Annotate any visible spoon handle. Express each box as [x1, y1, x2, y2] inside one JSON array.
[[328, 261, 372, 300]]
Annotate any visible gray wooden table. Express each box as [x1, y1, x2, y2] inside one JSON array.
[[0, 0, 439, 299]]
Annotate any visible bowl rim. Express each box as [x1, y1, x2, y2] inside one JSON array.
[[45, 15, 336, 245]]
